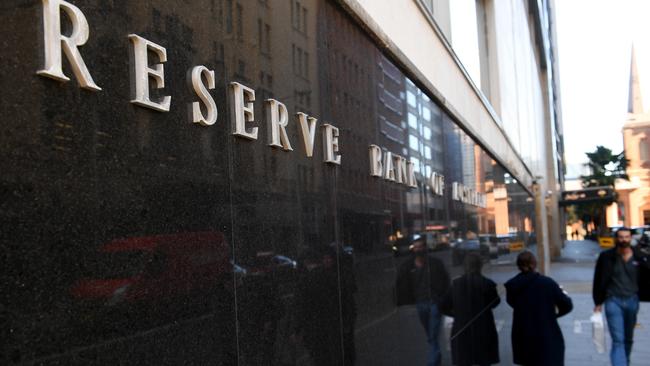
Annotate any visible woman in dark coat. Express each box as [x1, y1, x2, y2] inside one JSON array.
[[443, 253, 500, 366], [505, 251, 573, 366]]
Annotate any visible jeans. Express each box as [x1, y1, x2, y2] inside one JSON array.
[[605, 295, 639, 366], [416, 301, 442, 366]]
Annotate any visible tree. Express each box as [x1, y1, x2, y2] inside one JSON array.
[[580, 146, 628, 188], [577, 146, 629, 236]]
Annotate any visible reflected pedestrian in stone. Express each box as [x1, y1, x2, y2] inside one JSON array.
[[296, 246, 356, 366], [593, 227, 650, 366], [442, 253, 499, 366], [396, 239, 450, 366], [505, 251, 572, 366]]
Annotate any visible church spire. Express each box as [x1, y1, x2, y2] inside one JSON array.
[[629, 45, 644, 114]]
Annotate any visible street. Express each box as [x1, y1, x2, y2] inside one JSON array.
[[354, 240, 650, 366]]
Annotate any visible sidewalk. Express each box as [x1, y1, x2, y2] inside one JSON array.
[[355, 240, 650, 365]]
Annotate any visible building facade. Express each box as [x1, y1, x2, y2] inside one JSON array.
[[612, 48, 650, 227], [1, 0, 563, 364]]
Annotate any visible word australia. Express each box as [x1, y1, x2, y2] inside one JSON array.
[[35, 0, 341, 165]]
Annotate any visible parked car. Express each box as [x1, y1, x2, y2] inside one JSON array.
[[451, 239, 490, 266]]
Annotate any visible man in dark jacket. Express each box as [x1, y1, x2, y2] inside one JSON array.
[[505, 251, 573, 366], [396, 239, 450, 366], [442, 253, 500, 366], [593, 227, 650, 366]]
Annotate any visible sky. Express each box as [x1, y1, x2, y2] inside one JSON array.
[[555, 0, 650, 178]]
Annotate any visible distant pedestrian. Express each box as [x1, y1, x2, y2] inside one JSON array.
[[396, 239, 450, 366], [505, 251, 573, 366], [593, 227, 650, 366], [441, 253, 500, 366]]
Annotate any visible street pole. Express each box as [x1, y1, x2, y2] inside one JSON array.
[[534, 179, 551, 275]]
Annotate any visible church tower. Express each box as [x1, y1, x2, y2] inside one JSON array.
[[614, 46, 650, 227]]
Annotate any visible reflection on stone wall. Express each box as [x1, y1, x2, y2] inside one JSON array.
[[0, 0, 535, 365]]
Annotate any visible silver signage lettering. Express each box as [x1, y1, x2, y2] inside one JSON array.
[[189, 65, 217, 126], [266, 99, 293, 151], [406, 160, 417, 188], [322, 124, 341, 165], [129, 34, 171, 112], [451, 182, 486, 208], [429, 172, 445, 196], [37, 0, 101, 91], [452, 182, 461, 201], [382, 151, 395, 181], [296, 113, 317, 157], [368, 145, 383, 177], [393, 154, 408, 184], [229, 82, 258, 140]]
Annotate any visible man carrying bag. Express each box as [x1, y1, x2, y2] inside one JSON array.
[[593, 227, 650, 366]]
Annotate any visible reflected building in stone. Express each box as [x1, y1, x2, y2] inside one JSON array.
[[1, 0, 563, 365]]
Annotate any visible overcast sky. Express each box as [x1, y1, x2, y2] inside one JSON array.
[[555, 0, 650, 178]]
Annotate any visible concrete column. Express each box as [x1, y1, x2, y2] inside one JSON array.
[[534, 180, 551, 275]]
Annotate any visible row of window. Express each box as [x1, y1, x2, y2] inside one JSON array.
[[290, 0, 308, 34], [292, 44, 310, 79]]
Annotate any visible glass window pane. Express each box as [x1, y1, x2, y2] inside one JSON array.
[[409, 134, 419, 151], [423, 107, 431, 121], [411, 157, 421, 172], [408, 113, 418, 129], [423, 126, 432, 140], [407, 90, 416, 107]]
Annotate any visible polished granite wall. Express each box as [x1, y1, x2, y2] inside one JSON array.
[[0, 1, 535, 364]]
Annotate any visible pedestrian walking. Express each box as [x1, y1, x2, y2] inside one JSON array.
[[441, 253, 500, 366], [395, 239, 450, 366], [593, 227, 650, 366], [505, 251, 573, 366]]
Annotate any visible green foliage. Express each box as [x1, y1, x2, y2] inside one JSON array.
[[575, 146, 629, 235], [580, 146, 629, 188]]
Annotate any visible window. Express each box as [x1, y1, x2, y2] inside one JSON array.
[[297, 48, 303, 75], [304, 51, 309, 79], [265, 24, 271, 54], [408, 112, 418, 129], [640, 138, 649, 162], [257, 18, 263, 49], [237, 60, 246, 77], [423, 126, 432, 140], [236, 4, 243, 40], [409, 134, 419, 151], [425, 146, 432, 159], [407, 90, 417, 107], [226, 0, 233, 33], [411, 157, 421, 173], [423, 106, 431, 121]]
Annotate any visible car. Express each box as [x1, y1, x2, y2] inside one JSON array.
[[495, 234, 512, 254], [70, 231, 232, 307], [451, 239, 490, 266], [631, 226, 650, 247], [598, 226, 621, 248], [391, 234, 420, 257], [479, 234, 499, 259]]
